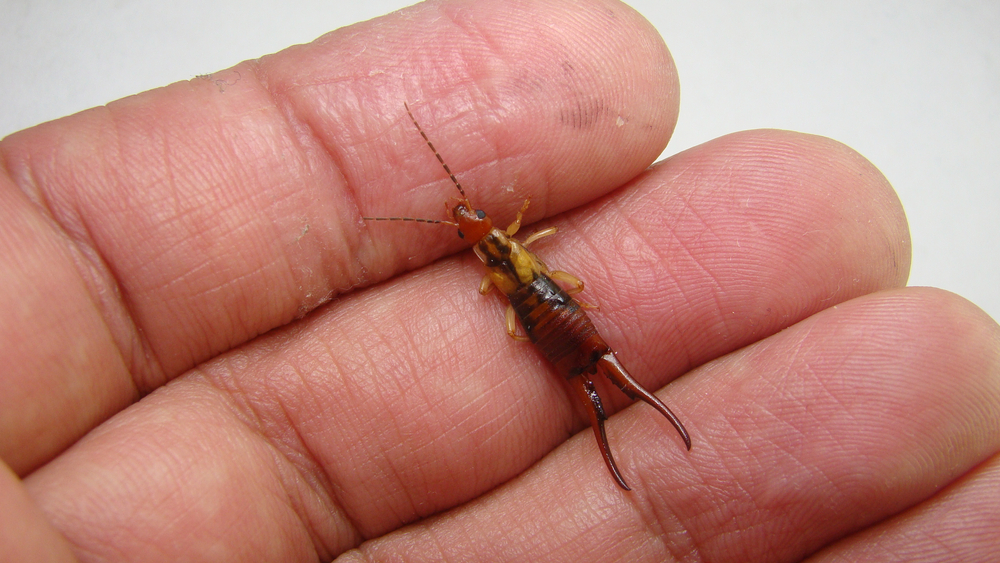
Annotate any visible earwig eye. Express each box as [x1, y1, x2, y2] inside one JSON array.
[[476, 209, 486, 219], [457, 230, 465, 239]]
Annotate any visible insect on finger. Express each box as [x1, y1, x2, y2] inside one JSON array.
[[362, 103, 692, 490]]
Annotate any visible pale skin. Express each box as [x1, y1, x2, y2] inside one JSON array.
[[2, 0, 999, 561]]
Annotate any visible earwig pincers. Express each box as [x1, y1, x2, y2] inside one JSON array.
[[363, 103, 691, 490]]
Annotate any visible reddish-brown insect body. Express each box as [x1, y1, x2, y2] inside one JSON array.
[[364, 104, 691, 490]]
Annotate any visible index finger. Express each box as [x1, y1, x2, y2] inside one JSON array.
[[0, 0, 677, 473]]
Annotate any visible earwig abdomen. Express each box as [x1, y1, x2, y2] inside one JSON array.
[[508, 275, 609, 378]]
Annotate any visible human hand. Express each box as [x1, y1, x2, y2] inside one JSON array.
[[2, 1, 998, 561]]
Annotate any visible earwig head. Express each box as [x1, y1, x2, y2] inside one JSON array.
[[451, 200, 493, 242], [362, 200, 492, 244]]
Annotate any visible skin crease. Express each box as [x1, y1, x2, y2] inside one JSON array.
[[0, 0, 998, 561]]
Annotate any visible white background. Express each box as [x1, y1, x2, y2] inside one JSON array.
[[2, 1, 997, 323]]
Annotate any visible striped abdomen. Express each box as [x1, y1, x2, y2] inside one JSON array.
[[507, 275, 610, 378]]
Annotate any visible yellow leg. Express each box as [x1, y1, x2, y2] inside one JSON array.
[[505, 198, 532, 237], [522, 226, 558, 247], [481, 275, 529, 340], [479, 275, 494, 295], [550, 270, 598, 309], [506, 305, 530, 342]]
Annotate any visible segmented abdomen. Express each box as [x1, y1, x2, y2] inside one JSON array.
[[507, 275, 610, 378]]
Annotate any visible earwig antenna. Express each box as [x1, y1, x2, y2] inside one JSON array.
[[363, 104, 470, 226], [404, 102, 468, 199], [360, 216, 458, 227]]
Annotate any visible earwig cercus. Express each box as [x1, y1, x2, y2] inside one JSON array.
[[363, 103, 691, 490]]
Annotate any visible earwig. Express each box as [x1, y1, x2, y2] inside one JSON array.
[[363, 103, 691, 490]]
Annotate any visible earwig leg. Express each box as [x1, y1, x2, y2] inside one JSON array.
[[479, 274, 494, 295], [550, 270, 599, 310], [522, 226, 558, 247], [572, 375, 630, 491], [505, 198, 532, 237], [483, 275, 529, 341], [506, 306, 531, 342], [549, 270, 584, 293], [485, 277, 530, 341], [597, 352, 692, 450]]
